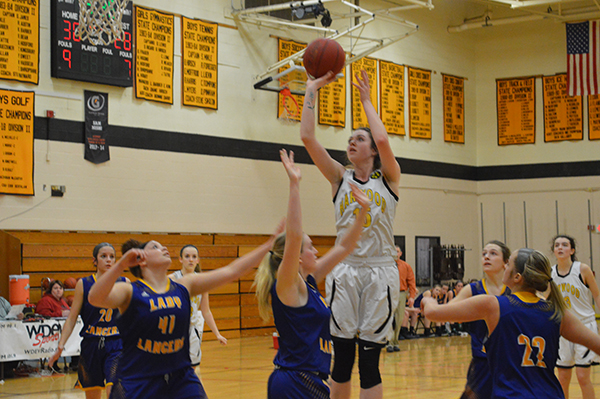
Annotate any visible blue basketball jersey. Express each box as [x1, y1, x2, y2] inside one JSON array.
[[467, 280, 510, 359], [272, 275, 332, 376], [117, 279, 191, 378], [486, 293, 563, 399], [80, 275, 126, 339]]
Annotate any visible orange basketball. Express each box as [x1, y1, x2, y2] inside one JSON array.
[[64, 277, 77, 289], [66, 295, 74, 306], [303, 38, 345, 79], [41, 277, 52, 291]]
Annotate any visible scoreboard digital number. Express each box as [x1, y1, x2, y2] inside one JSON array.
[[51, 0, 133, 87]]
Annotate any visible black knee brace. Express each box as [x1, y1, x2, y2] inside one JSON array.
[[358, 340, 382, 389], [330, 337, 356, 383]]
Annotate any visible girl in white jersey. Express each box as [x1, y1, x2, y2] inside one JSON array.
[[301, 70, 401, 399], [169, 245, 227, 367], [551, 234, 600, 399]]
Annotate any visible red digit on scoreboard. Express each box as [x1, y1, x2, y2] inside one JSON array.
[[63, 20, 71, 40], [63, 49, 71, 68], [73, 22, 80, 42], [125, 59, 131, 77]]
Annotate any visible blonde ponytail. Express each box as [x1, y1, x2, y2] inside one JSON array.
[[253, 233, 286, 322]]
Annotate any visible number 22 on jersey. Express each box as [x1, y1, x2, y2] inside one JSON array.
[[518, 334, 547, 368]]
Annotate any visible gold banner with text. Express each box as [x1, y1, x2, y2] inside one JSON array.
[[135, 6, 174, 104], [497, 77, 536, 145]]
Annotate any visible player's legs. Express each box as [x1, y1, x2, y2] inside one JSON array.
[[575, 366, 595, 399], [330, 337, 356, 399], [84, 389, 102, 399], [557, 368, 573, 398], [358, 340, 383, 399]]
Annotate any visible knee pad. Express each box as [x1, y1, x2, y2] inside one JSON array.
[[358, 340, 382, 389], [331, 337, 356, 383]]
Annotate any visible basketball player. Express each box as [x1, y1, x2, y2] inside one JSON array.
[[551, 235, 600, 399], [49, 243, 128, 399], [254, 150, 370, 399], [88, 227, 282, 399], [169, 244, 227, 368], [423, 248, 600, 399], [301, 70, 401, 399], [450, 240, 511, 399]]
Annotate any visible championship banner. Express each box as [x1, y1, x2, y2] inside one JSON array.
[[0, 89, 34, 195], [182, 17, 217, 109], [589, 94, 600, 140], [318, 67, 345, 127], [351, 57, 378, 130], [0, 0, 39, 84], [543, 74, 582, 142], [84, 91, 109, 164], [277, 38, 306, 121], [379, 60, 404, 136], [135, 6, 174, 104], [443, 74, 465, 143], [497, 77, 536, 145], [408, 67, 431, 139], [0, 318, 83, 361]]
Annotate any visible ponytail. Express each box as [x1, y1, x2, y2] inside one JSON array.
[[253, 233, 285, 322]]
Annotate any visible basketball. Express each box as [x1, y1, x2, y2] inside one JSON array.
[[303, 38, 345, 79], [66, 295, 74, 306], [41, 277, 51, 291], [64, 277, 77, 289]]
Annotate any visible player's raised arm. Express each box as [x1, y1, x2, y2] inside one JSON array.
[[301, 72, 345, 192], [352, 70, 401, 194]]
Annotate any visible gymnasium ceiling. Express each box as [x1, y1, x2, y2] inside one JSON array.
[[417, 0, 600, 32]]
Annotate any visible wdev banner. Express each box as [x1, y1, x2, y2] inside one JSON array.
[[0, 318, 82, 361]]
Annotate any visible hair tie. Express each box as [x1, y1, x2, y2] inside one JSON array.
[[269, 250, 274, 255]]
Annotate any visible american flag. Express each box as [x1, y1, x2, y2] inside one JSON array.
[[567, 20, 600, 96]]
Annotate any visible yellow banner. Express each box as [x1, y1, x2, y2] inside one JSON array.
[[408, 67, 431, 139], [277, 38, 305, 121], [182, 17, 217, 109], [443, 74, 465, 144], [497, 77, 536, 145], [0, 0, 39, 84], [542, 74, 582, 142], [351, 57, 378, 130], [0, 89, 34, 195], [589, 94, 600, 140], [135, 6, 174, 104], [379, 60, 404, 136], [318, 68, 345, 127]]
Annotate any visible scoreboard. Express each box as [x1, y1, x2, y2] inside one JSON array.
[[50, 0, 133, 87]]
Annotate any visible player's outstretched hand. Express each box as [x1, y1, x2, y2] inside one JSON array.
[[306, 71, 336, 92], [352, 70, 371, 104], [280, 149, 301, 183]]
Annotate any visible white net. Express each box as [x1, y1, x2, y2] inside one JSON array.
[[76, 0, 129, 46]]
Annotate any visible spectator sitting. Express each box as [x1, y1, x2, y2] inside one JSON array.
[[36, 280, 70, 318], [414, 285, 441, 337], [400, 296, 420, 339]]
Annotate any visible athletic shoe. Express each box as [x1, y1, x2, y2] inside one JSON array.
[[386, 345, 394, 352]]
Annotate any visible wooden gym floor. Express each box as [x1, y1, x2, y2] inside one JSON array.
[[1, 335, 599, 399]]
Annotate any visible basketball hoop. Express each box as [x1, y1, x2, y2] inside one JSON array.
[[76, 0, 130, 46]]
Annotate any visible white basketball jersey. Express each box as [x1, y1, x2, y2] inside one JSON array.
[[171, 270, 205, 329], [334, 169, 398, 259], [551, 261, 595, 324]]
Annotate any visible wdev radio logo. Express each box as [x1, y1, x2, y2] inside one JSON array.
[[25, 323, 62, 347]]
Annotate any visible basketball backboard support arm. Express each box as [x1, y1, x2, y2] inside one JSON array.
[[229, 0, 423, 91]]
